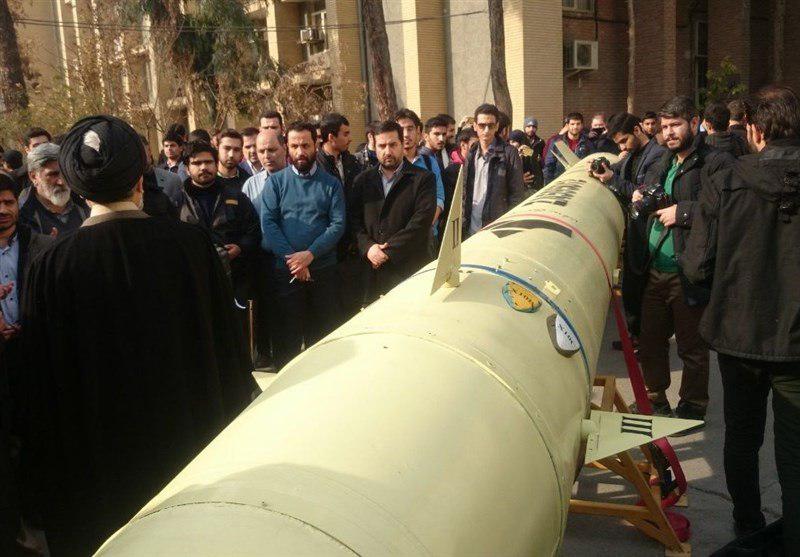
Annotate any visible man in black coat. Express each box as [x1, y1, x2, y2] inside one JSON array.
[[682, 85, 800, 547], [702, 101, 749, 158], [633, 97, 734, 421], [19, 116, 255, 555], [589, 112, 668, 338], [462, 103, 526, 238], [350, 121, 436, 303]]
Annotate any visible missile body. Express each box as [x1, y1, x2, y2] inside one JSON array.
[[97, 158, 625, 556]]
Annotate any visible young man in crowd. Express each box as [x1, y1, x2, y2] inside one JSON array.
[[682, 84, 800, 549], [138, 134, 180, 218], [635, 96, 733, 422], [420, 116, 451, 174], [20, 143, 88, 236], [394, 109, 445, 231], [702, 101, 749, 157], [260, 110, 285, 135], [216, 129, 250, 190], [350, 121, 436, 302], [157, 129, 185, 176], [240, 126, 263, 176], [523, 116, 546, 165], [354, 121, 380, 169], [435, 113, 458, 161], [462, 103, 525, 238], [641, 112, 659, 138], [543, 111, 595, 183], [19, 116, 255, 555], [589, 112, 620, 154], [260, 122, 345, 368], [726, 99, 748, 139]]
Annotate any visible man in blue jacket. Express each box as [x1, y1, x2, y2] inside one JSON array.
[[260, 121, 346, 368], [543, 111, 595, 183]]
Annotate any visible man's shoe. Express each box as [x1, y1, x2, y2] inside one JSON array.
[[671, 400, 706, 436], [734, 516, 767, 539], [629, 400, 673, 417]]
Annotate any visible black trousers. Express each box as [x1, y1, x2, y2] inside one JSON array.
[[718, 353, 800, 548], [272, 265, 339, 369]]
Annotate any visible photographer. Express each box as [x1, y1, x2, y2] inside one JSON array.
[[634, 96, 733, 421], [588, 113, 667, 340], [682, 85, 800, 547], [509, 130, 544, 193]]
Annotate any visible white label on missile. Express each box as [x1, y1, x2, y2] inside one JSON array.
[[554, 315, 580, 353]]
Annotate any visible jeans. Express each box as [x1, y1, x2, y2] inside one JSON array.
[[718, 353, 800, 549]]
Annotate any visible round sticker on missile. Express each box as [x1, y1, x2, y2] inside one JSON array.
[[547, 313, 581, 356], [502, 281, 542, 313]]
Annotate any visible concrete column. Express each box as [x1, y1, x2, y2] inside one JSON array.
[[265, 0, 303, 68], [326, 0, 366, 141], [400, 0, 448, 119], [708, 0, 751, 88], [504, 0, 563, 137]]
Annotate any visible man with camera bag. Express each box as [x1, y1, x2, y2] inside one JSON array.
[[633, 96, 733, 422], [682, 85, 800, 549]]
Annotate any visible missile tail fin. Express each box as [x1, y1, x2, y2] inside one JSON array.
[[583, 410, 703, 464], [430, 163, 464, 295], [551, 140, 581, 169]]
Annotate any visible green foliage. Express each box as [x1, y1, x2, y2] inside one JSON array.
[[700, 57, 748, 108]]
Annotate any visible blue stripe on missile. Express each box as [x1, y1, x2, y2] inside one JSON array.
[[458, 264, 591, 382]]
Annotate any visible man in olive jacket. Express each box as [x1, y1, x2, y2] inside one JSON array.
[[682, 85, 800, 547], [350, 121, 436, 304]]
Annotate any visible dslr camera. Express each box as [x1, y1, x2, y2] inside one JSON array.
[[630, 183, 672, 220], [590, 156, 611, 175]]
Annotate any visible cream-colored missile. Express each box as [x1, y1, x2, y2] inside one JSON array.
[[96, 154, 699, 556]]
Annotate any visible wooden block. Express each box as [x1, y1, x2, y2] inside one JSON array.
[[665, 542, 691, 556], [675, 493, 689, 508]]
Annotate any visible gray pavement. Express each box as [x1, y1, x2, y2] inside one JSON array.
[[562, 314, 781, 556]]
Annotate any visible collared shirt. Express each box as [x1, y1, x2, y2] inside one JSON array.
[[242, 170, 272, 214], [0, 233, 20, 326], [290, 162, 318, 178], [336, 157, 344, 183], [470, 146, 492, 235], [89, 201, 141, 218], [380, 161, 405, 197]]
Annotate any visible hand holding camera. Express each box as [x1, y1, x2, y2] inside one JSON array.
[[588, 156, 614, 184]]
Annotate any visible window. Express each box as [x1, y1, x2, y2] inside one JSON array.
[[693, 19, 708, 105], [563, 0, 595, 12], [302, 0, 328, 60]]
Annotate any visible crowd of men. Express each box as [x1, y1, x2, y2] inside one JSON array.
[[0, 85, 797, 554]]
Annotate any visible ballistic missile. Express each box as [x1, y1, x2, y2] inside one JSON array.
[[96, 154, 699, 556]]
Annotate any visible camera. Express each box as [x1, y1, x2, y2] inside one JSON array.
[[590, 156, 611, 175], [630, 183, 672, 220]]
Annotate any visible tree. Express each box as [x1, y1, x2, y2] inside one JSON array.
[[362, 0, 397, 120], [0, 0, 29, 110], [488, 0, 512, 117], [626, 0, 635, 114], [700, 57, 748, 107]]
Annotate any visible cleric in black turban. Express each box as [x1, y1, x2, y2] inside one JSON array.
[[19, 116, 256, 554], [59, 115, 148, 203]]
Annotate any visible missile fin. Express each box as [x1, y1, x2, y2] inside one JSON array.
[[430, 162, 464, 294], [550, 140, 581, 169], [583, 410, 703, 464]]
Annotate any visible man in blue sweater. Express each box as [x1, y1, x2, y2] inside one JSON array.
[[260, 121, 346, 368]]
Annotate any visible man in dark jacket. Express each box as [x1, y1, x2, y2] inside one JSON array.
[[316, 113, 364, 320], [177, 141, 261, 309], [702, 101, 749, 157], [634, 96, 734, 421], [589, 112, 668, 338], [523, 116, 546, 164], [462, 103, 526, 238], [543, 112, 595, 183], [350, 121, 436, 303], [681, 85, 800, 547]]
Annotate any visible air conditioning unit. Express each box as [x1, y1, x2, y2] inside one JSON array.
[[299, 27, 323, 44], [565, 40, 599, 71]]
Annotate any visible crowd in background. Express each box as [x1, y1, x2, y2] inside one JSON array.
[[0, 84, 797, 555]]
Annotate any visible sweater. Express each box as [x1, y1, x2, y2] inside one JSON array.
[[260, 165, 346, 271]]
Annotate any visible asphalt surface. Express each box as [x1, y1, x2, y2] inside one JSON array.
[[562, 315, 781, 556]]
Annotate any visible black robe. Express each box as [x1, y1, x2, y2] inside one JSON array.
[[18, 210, 256, 555]]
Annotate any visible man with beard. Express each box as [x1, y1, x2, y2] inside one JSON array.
[[260, 121, 345, 368], [19, 115, 255, 555], [177, 141, 261, 317], [19, 143, 88, 236], [216, 129, 250, 190], [635, 96, 733, 423], [350, 121, 435, 303], [420, 116, 451, 174]]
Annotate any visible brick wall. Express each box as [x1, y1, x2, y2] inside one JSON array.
[[783, 0, 800, 92], [633, 0, 677, 115], [562, 0, 629, 120]]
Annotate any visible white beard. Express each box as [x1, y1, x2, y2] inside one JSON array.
[[44, 186, 71, 208]]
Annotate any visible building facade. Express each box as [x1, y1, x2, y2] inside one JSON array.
[[14, 0, 799, 143]]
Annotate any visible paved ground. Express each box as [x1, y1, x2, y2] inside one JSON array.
[[562, 315, 781, 556]]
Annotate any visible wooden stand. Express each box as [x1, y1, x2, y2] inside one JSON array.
[[569, 375, 691, 555]]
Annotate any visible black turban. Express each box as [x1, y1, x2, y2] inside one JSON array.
[[59, 115, 147, 203]]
